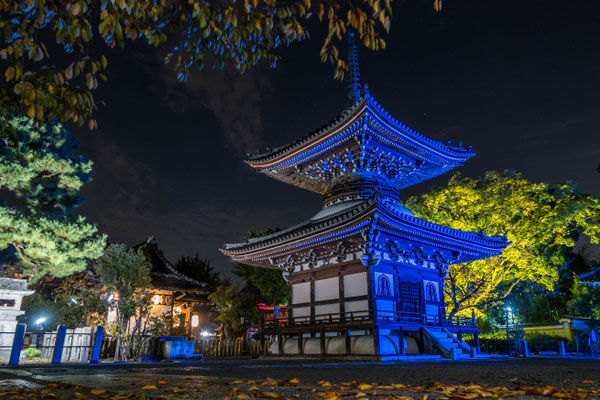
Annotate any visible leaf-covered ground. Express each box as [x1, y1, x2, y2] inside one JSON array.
[[0, 358, 598, 400]]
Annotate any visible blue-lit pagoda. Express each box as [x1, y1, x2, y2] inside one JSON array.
[[222, 34, 508, 360]]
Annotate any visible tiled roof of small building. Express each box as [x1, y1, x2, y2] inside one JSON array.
[[134, 237, 207, 293]]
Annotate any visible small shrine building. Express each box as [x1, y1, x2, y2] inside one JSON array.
[[221, 35, 509, 359]]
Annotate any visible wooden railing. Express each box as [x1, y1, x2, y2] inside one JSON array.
[[264, 310, 476, 329], [194, 339, 271, 357]]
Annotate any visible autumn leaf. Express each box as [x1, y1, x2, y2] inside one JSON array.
[[249, 386, 260, 391], [358, 384, 373, 391], [158, 381, 168, 385], [90, 389, 106, 395], [261, 392, 281, 399], [288, 378, 301, 384], [141, 385, 158, 390]]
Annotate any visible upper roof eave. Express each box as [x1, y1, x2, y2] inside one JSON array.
[[245, 93, 475, 168]]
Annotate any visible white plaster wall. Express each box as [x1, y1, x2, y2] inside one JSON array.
[[292, 306, 310, 319], [291, 282, 310, 304], [344, 272, 367, 297], [345, 300, 369, 317], [314, 277, 339, 301], [315, 303, 340, 319]]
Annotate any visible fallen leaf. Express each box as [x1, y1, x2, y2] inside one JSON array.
[[90, 390, 106, 395], [158, 381, 168, 385], [288, 378, 301, 384], [74, 393, 87, 399], [249, 386, 260, 391], [582, 380, 596, 384], [261, 392, 281, 399], [141, 385, 158, 390], [236, 394, 250, 399], [358, 384, 373, 391], [355, 392, 367, 398]]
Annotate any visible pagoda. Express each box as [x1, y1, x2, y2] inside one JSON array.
[[221, 34, 508, 359]]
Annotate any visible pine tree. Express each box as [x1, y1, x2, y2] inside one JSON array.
[[0, 116, 106, 279]]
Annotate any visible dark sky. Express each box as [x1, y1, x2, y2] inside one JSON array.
[[75, 0, 600, 278]]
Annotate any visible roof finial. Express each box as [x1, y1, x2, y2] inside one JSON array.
[[347, 31, 361, 103]]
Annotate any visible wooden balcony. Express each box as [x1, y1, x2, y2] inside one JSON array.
[[262, 310, 476, 335]]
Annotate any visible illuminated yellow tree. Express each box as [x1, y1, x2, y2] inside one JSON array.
[[405, 171, 600, 316]]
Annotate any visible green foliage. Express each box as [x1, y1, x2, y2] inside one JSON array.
[[0, 116, 92, 217], [0, 0, 393, 129], [233, 263, 288, 306], [23, 346, 41, 359], [94, 244, 153, 320], [175, 254, 220, 291], [19, 274, 108, 330], [94, 243, 155, 361], [0, 116, 105, 279], [406, 170, 600, 316], [208, 284, 258, 339], [232, 229, 288, 306], [567, 280, 600, 319]]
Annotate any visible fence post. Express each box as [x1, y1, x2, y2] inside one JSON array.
[[522, 340, 530, 358], [9, 323, 26, 366], [558, 341, 566, 356], [52, 325, 67, 364], [90, 326, 104, 364]]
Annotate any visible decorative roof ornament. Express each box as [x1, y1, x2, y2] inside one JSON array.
[[347, 31, 361, 103]]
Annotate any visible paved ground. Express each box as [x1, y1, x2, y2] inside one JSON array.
[[0, 357, 598, 399]]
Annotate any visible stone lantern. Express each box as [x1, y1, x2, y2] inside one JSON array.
[[0, 278, 34, 359]]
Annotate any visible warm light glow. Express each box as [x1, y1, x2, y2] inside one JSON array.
[[35, 317, 46, 325], [152, 295, 160, 305], [175, 306, 182, 313], [191, 315, 199, 327], [201, 330, 215, 337]]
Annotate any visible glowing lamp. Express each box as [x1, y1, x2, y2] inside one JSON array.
[[175, 306, 182, 313], [152, 295, 160, 305], [191, 315, 199, 327], [107, 293, 114, 302], [200, 330, 210, 337], [70, 298, 78, 304], [35, 317, 47, 325]]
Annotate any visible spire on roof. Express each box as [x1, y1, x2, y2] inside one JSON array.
[[347, 32, 361, 103]]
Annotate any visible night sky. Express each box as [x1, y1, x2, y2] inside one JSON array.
[[74, 0, 600, 278]]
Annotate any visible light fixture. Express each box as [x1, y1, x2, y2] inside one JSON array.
[[191, 315, 199, 327], [35, 317, 47, 325], [175, 306, 182, 313], [506, 306, 512, 312], [70, 298, 78, 305], [106, 293, 114, 302], [152, 295, 160, 305]]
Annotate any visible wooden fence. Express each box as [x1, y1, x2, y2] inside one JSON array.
[[194, 339, 273, 357]]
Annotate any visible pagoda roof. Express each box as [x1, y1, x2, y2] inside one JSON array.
[[246, 93, 474, 194], [221, 198, 509, 269]]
